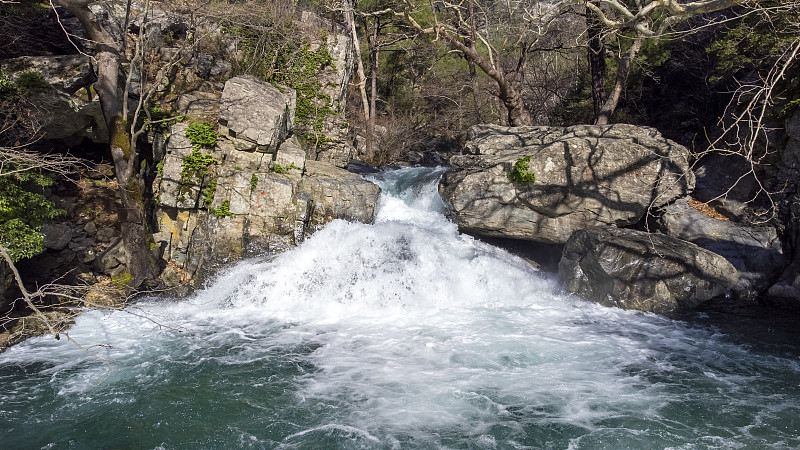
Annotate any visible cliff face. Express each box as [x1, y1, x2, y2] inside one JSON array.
[[154, 111, 380, 292], [0, 3, 375, 316]]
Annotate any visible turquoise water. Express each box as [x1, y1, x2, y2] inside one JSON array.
[[1, 167, 799, 449]]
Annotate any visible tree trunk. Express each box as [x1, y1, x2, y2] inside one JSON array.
[[344, 0, 372, 159], [54, 0, 158, 288], [368, 18, 380, 160], [440, 33, 532, 126], [586, 5, 607, 122], [595, 37, 643, 125]]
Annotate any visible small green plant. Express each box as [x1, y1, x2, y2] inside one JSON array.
[[250, 174, 258, 192], [15, 71, 49, 95], [780, 98, 800, 119], [0, 71, 16, 97], [185, 122, 219, 148], [181, 149, 218, 182], [508, 156, 536, 185], [138, 102, 173, 132], [162, 29, 176, 46], [272, 162, 301, 174], [210, 200, 233, 217], [179, 149, 218, 201], [203, 178, 217, 207]]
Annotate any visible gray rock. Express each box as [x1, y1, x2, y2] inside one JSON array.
[[96, 227, 116, 243], [313, 140, 355, 168], [94, 240, 125, 274], [84, 221, 97, 235], [0, 55, 106, 143], [0, 55, 95, 93], [274, 136, 306, 174], [559, 227, 752, 316], [439, 124, 695, 244], [765, 268, 800, 309], [41, 223, 73, 251], [194, 53, 214, 79], [218, 76, 296, 152], [176, 91, 221, 120], [298, 160, 381, 235], [658, 198, 788, 291]]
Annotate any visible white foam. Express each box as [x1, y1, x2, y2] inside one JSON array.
[[2, 166, 799, 447]]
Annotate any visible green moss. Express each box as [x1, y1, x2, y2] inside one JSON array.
[[508, 156, 536, 186], [0, 71, 16, 98], [110, 116, 131, 160], [780, 98, 800, 119], [250, 174, 258, 192], [111, 271, 132, 287]]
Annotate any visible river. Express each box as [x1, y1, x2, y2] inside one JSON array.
[[1, 166, 799, 448]]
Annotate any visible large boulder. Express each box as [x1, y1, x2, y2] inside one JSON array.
[[0, 55, 105, 143], [298, 160, 382, 235], [658, 198, 788, 292], [440, 124, 694, 244], [558, 227, 752, 316], [218, 75, 296, 152]]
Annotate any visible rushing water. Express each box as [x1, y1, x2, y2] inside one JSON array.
[[2, 166, 800, 449]]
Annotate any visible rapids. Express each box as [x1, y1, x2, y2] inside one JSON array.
[[1, 166, 799, 449]]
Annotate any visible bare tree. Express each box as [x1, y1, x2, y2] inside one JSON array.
[[564, 0, 769, 124], [51, 0, 160, 288], [395, 0, 562, 126], [699, 1, 800, 219]]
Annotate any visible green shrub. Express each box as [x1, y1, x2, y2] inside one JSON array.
[[15, 71, 49, 95], [210, 200, 233, 217], [185, 122, 219, 148], [508, 156, 536, 186], [0, 218, 43, 261], [0, 168, 64, 261], [179, 149, 218, 202]]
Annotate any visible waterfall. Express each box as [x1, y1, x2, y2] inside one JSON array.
[[1, 166, 799, 449]]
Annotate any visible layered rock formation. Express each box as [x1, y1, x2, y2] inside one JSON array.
[[153, 77, 380, 290]]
